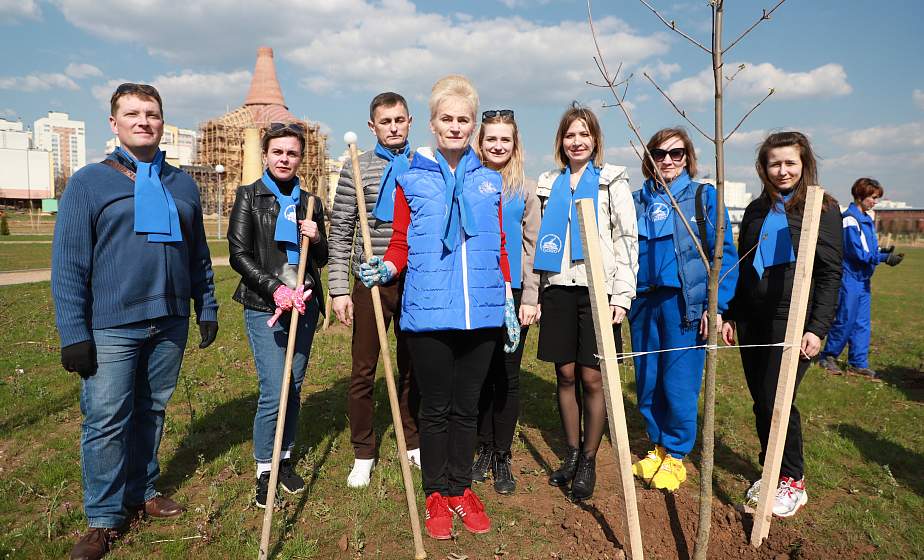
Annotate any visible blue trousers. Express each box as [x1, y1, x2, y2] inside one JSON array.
[[821, 275, 871, 368], [82, 316, 188, 529], [244, 300, 319, 463], [629, 288, 704, 457]]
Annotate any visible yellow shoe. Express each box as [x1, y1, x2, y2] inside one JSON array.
[[651, 455, 687, 491], [632, 445, 666, 481]]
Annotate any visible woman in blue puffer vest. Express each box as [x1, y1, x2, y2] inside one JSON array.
[[360, 75, 519, 540], [629, 127, 738, 492]]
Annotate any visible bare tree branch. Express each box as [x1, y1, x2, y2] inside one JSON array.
[[724, 88, 774, 141], [643, 72, 714, 142], [724, 63, 747, 85], [638, 0, 712, 54], [723, 0, 788, 54]]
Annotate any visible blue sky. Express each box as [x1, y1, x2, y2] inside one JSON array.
[[2, 0, 923, 205]]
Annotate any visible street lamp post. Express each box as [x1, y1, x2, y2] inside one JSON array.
[[215, 164, 225, 239]]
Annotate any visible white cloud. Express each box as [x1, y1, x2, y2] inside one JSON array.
[[0, 108, 16, 119], [914, 89, 924, 110], [91, 70, 252, 126], [0, 73, 79, 91], [838, 122, 924, 150], [0, 0, 40, 23], [65, 63, 103, 79], [666, 62, 852, 107], [640, 60, 681, 80], [606, 145, 643, 164], [725, 129, 767, 147]]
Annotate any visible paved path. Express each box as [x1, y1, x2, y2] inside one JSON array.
[[0, 256, 231, 286]]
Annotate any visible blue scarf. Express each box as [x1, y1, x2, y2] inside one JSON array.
[[753, 190, 795, 277], [118, 147, 183, 243], [534, 165, 600, 273], [502, 193, 526, 289], [371, 142, 411, 222], [436, 147, 476, 250], [261, 170, 301, 265]]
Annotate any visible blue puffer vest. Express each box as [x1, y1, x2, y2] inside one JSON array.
[[634, 174, 713, 324], [398, 148, 506, 332]]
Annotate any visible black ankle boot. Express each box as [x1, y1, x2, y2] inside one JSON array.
[[571, 452, 597, 501], [471, 445, 493, 483], [549, 446, 580, 487], [492, 451, 516, 495]]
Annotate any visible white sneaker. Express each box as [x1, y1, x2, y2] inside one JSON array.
[[745, 479, 762, 508], [347, 458, 375, 488], [772, 476, 807, 518], [406, 448, 421, 469]]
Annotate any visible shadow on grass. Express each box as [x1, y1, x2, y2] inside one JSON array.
[[835, 423, 924, 498], [0, 391, 74, 438], [878, 364, 924, 403]]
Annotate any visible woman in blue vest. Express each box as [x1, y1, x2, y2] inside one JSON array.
[[723, 131, 843, 518], [535, 103, 638, 501], [227, 123, 328, 508], [360, 75, 519, 540], [818, 178, 904, 380], [471, 109, 541, 495], [629, 127, 739, 491]]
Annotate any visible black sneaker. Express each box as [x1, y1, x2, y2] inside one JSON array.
[[255, 472, 270, 509], [471, 445, 493, 483], [278, 459, 305, 494], [492, 451, 516, 495]]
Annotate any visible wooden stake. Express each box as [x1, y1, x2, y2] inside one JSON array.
[[750, 185, 825, 548], [576, 199, 644, 560], [346, 134, 426, 560], [258, 195, 316, 560]]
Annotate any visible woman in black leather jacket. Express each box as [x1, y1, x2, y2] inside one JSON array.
[[227, 123, 328, 508]]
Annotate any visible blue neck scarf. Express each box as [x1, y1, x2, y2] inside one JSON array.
[[534, 164, 600, 273], [436, 147, 476, 250], [118, 147, 183, 243], [372, 142, 411, 222], [261, 170, 302, 265], [753, 190, 795, 277], [502, 193, 526, 289]]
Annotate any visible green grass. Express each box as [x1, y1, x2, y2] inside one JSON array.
[[0, 241, 229, 272], [0, 250, 922, 558]]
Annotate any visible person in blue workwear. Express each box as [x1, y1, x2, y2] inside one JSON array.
[[628, 127, 739, 491], [360, 75, 519, 540], [817, 177, 904, 380]]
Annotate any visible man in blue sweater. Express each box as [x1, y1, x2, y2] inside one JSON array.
[[52, 83, 219, 560]]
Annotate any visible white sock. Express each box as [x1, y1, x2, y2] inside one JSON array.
[[347, 458, 375, 488], [406, 448, 421, 469], [256, 462, 272, 478]]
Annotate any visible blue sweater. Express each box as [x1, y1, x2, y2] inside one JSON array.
[[52, 152, 218, 347]]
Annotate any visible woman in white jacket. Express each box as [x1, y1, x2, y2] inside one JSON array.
[[535, 103, 638, 501]]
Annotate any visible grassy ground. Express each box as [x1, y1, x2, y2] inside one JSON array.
[[0, 248, 921, 558], [0, 240, 229, 271]]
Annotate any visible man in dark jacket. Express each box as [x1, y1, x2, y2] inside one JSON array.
[[328, 92, 419, 487], [52, 83, 218, 560]]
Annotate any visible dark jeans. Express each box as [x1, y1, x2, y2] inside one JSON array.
[[348, 281, 419, 459], [477, 289, 528, 454], [738, 316, 809, 480], [408, 328, 499, 496]]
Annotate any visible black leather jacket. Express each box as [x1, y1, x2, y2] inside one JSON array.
[[228, 178, 328, 313]]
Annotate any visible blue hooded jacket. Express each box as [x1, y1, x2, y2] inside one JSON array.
[[841, 202, 889, 281]]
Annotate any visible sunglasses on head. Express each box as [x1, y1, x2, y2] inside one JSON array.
[[651, 147, 686, 162], [482, 109, 514, 121], [267, 122, 306, 134]]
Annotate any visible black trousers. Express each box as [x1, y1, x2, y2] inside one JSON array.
[[407, 327, 499, 496], [477, 289, 529, 454], [737, 316, 809, 480]]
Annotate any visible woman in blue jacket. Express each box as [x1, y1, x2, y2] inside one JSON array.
[[361, 75, 519, 540], [818, 178, 904, 380], [629, 128, 738, 491]]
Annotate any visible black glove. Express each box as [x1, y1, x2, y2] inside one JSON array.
[[881, 245, 895, 254], [61, 341, 97, 379], [198, 321, 218, 349], [886, 252, 904, 267]]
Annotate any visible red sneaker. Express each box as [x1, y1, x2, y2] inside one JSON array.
[[424, 492, 453, 540], [447, 488, 491, 534]]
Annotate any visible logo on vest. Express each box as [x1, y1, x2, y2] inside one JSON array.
[[648, 202, 669, 222], [478, 181, 497, 195], [539, 233, 563, 254], [284, 204, 297, 223]]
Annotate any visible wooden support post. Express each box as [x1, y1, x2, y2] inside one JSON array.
[[750, 185, 825, 548], [576, 199, 644, 560]]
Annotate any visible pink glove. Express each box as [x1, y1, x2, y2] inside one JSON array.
[[272, 285, 296, 311], [292, 285, 313, 315], [267, 285, 314, 327]]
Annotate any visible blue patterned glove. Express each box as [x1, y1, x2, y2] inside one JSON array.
[[503, 297, 520, 353], [358, 256, 393, 288]]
